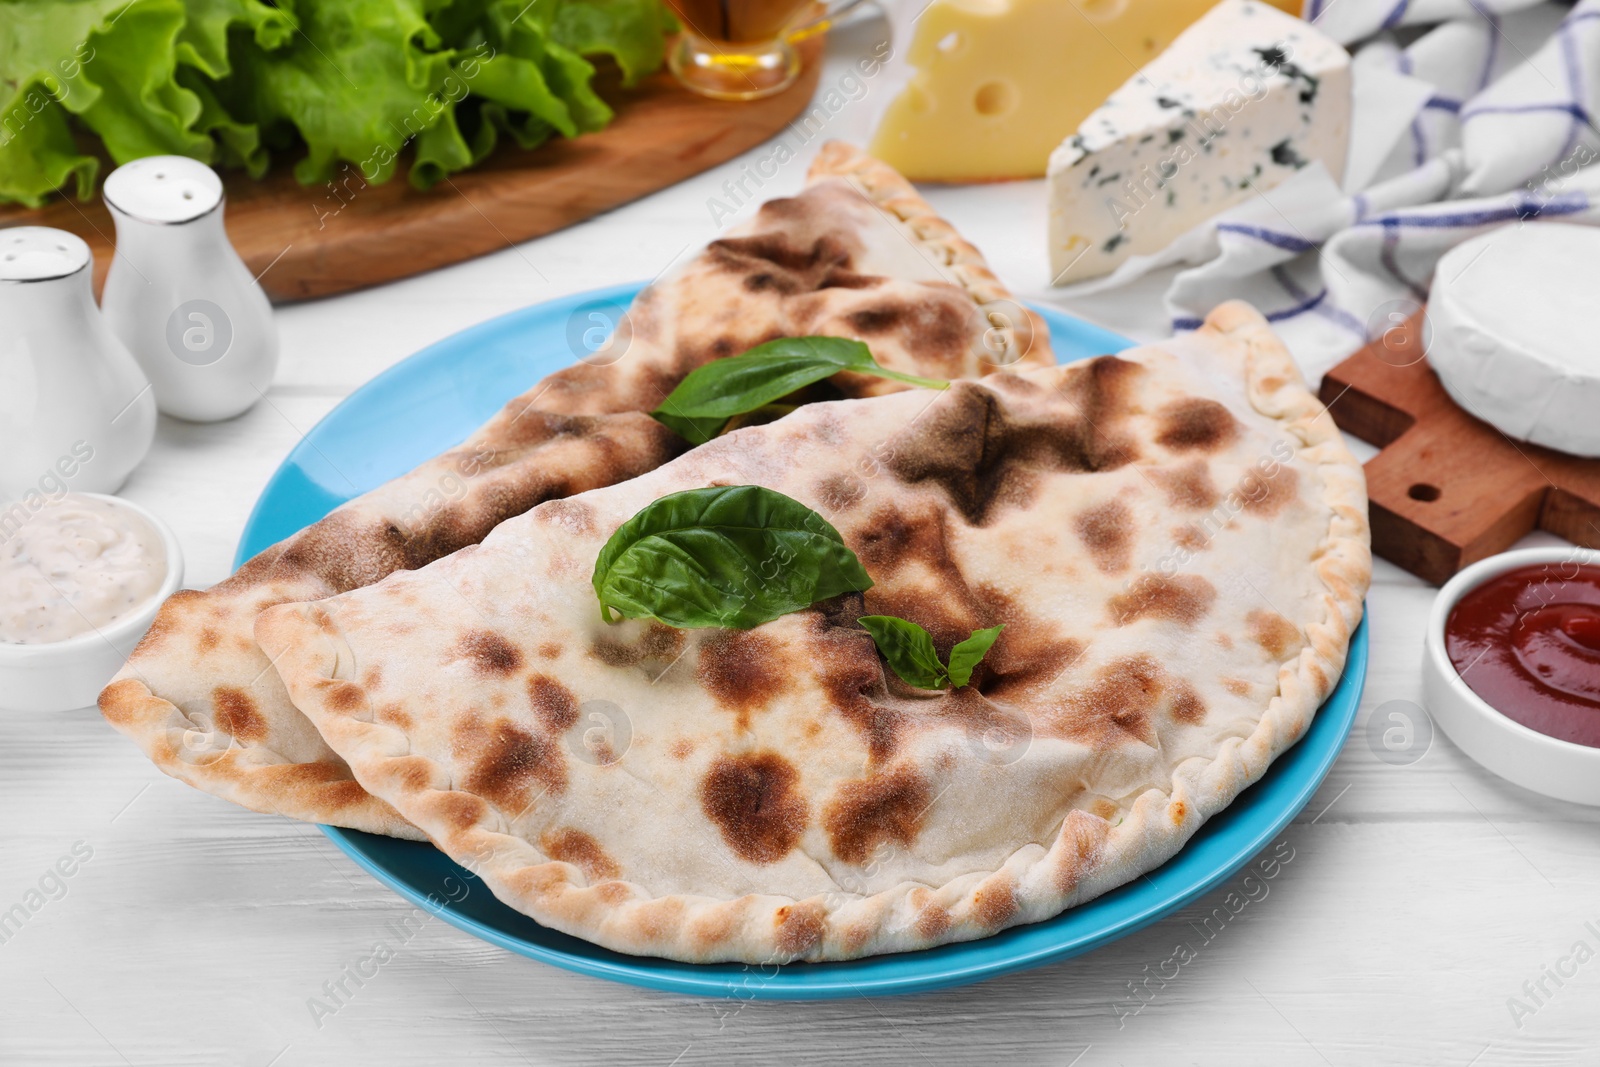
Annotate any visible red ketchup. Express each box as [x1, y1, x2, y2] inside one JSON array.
[[1445, 563, 1600, 748]]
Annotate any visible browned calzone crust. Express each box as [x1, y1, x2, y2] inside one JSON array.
[[257, 303, 1370, 962], [98, 143, 1054, 838]]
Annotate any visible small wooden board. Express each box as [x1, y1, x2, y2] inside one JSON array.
[[1319, 313, 1600, 585], [0, 39, 822, 302]]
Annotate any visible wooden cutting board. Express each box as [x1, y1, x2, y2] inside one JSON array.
[[0, 39, 822, 302], [1319, 312, 1600, 585]]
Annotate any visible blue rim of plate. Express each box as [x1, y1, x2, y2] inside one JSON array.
[[238, 282, 1367, 1000]]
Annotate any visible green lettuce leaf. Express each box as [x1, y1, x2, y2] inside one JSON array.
[[177, 64, 268, 175], [0, 0, 158, 203], [0, 0, 671, 204], [227, 0, 459, 185], [176, 0, 296, 79], [0, 0, 289, 203], [71, 0, 212, 162], [0, 95, 97, 207], [409, 99, 477, 188], [553, 0, 673, 86]]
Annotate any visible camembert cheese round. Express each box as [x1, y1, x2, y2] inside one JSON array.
[[1430, 223, 1600, 458]]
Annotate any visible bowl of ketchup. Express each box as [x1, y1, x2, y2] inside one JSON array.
[[1425, 546, 1600, 806]]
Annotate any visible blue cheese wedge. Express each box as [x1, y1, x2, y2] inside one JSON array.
[[1047, 0, 1351, 286]]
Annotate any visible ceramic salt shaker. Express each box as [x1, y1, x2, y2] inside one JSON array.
[[0, 228, 158, 499], [101, 156, 278, 422]]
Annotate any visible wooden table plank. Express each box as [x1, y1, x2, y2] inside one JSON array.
[[0, 40, 823, 302]]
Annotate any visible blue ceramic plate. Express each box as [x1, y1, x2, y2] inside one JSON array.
[[238, 283, 1367, 1000]]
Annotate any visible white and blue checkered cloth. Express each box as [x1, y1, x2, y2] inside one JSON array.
[[1062, 0, 1600, 382]]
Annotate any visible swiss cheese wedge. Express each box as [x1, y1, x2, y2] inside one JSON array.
[[869, 0, 1303, 182]]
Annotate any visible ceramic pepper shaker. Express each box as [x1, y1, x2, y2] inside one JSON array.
[[100, 156, 278, 423], [0, 228, 158, 500]]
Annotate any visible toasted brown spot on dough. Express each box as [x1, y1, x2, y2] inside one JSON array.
[[1241, 466, 1300, 517], [710, 231, 854, 296], [1223, 677, 1251, 697], [1050, 654, 1164, 747], [980, 633, 1085, 699], [639, 897, 691, 942], [528, 675, 579, 733], [1170, 680, 1207, 725], [541, 828, 620, 882], [455, 630, 523, 676], [273, 758, 359, 790], [1156, 397, 1239, 453], [1109, 574, 1217, 626], [774, 900, 827, 958], [823, 765, 932, 865], [687, 901, 738, 947], [1308, 663, 1330, 695], [1090, 797, 1119, 821], [972, 875, 1018, 929], [915, 901, 952, 940], [537, 642, 562, 660], [376, 702, 412, 731], [322, 681, 366, 715], [1259, 375, 1287, 393], [1171, 799, 1187, 823], [1248, 609, 1303, 660], [390, 755, 436, 793], [814, 473, 866, 512], [847, 298, 970, 359], [854, 501, 954, 580], [197, 627, 220, 654], [434, 791, 489, 833], [96, 678, 141, 725], [841, 921, 874, 955], [698, 630, 784, 721], [813, 621, 906, 763], [1076, 499, 1133, 574], [594, 881, 632, 905], [592, 623, 685, 671], [129, 589, 206, 656], [213, 686, 268, 743], [505, 863, 567, 901], [461, 718, 567, 807], [1153, 459, 1220, 510], [1173, 524, 1208, 552], [885, 371, 1135, 525], [971, 584, 1086, 698], [1054, 810, 1110, 894], [539, 498, 596, 535], [320, 779, 372, 810], [700, 752, 809, 864], [668, 738, 694, 761]]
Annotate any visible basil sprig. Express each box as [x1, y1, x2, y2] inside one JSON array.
[[590, 484, 1003, 690], [857, 617, 1004, 690], [653, 336, 950, 444], [592, 485, 873, 629]]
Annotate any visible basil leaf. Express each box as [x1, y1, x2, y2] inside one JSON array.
[[652, 336, 949, 445], [651, 410, 726, 446], [593, 485, 874, 629], [859, 618, 1004, 689], [857, 616, 949, 690], [946, 624, 1004, 688]]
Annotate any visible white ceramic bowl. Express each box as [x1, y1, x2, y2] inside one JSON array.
[[1423, 546, 1600, 806], [0, 494, 184, 712]]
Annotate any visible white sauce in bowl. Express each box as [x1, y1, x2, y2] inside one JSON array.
[[0, 495, 167, 644]]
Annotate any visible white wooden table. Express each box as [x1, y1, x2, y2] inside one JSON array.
[[5, 21, 1599, 1066]]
